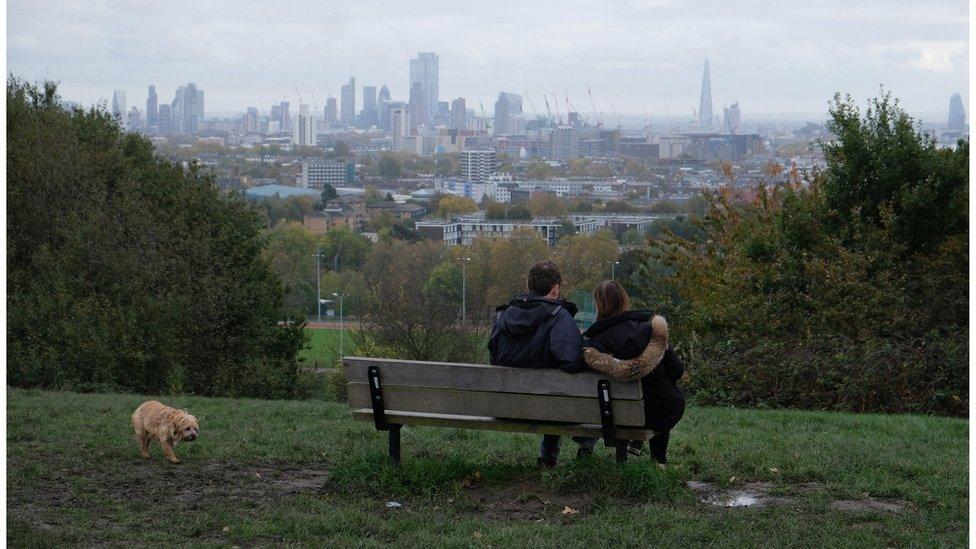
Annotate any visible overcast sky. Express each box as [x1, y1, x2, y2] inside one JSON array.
[[7, 0, 969, 119]]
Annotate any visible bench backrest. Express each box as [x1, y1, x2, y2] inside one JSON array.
[[343, 357, 646, 427]]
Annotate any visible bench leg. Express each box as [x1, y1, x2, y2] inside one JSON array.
[[615, 443, 628, 464], [388, 425, 402, 465]]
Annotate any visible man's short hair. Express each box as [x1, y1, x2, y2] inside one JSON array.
[[527, 261, 561, 296]]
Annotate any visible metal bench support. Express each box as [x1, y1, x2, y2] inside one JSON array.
[[597, 379, 627, 464], [368, 366, 402, 464]]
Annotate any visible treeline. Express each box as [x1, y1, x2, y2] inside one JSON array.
[[637, 93, 968, 416], [7, 79, 308, 398]]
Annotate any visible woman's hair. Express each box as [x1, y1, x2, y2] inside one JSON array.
[[593, 280, 630, 320]]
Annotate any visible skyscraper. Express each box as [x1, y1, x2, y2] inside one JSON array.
[[325, 97, 338, 126], [294, 104, 315, 146], [362, 85, 377, 127], [698, 59, 713, 131], [127, 107, 142, 131], [243, 107, 259, 133], [146, 85, 158, 130], [409, 82, 425, 130], [723, 101, 741, 134], [948, 93, 966, 131], [460, 149, 496, 183], [550, 127, 579, 162], [157, 104, 172, 134], [171, 83, 204, 134], [378, 85, 391, 131], [451, 97, 466, 130], [494, 92, 523, 135], [340, 77, 355, 126], [409, 52, 439, 126], [112, 90, 127, 127]]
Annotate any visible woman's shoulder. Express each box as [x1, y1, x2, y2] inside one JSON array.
[[583, 310, 654, 338]]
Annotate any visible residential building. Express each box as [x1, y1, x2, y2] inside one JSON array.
[[451, 97, 466, 130], [723, 101, 741, 134], [301, 160, 355, 187], [325, 97, 338, 126], [659, 135, 692, 159], [549, 127, 579, 162], [460, 149, 496, 183], [303, 209, 350, 235], [365, 201, 427, 221], [242, 107, 259, 133], [294, 104, 315, 146]]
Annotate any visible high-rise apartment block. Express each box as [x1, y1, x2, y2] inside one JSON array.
[[460, 149, 496, 183]]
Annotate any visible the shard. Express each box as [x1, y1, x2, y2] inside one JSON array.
[[947, 93, 966, 132], [699, 59, 713, 132]]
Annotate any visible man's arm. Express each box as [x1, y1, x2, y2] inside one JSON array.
[[549, 310, 585, 373]]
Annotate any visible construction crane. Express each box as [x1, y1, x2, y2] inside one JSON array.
[[564, 92, 583, 125], [524, 91, 540, 121], [665, 105, 674, 134], [586, 84, 603, 127], [543, 94, 554, 126], [478, 97, 491, 132], [551, 92, 562, 125]]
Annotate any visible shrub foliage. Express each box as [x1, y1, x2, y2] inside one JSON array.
[[7, 79, 306, 397], [640, 93, 968, 416]]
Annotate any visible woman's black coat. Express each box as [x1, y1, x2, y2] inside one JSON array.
[[582, 310, 685, 432]]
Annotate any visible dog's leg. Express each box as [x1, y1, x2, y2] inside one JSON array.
[[138, 432, 150, 458], [160, 439, 180, 464]]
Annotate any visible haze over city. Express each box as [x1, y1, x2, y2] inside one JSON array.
[[7, 0, 969, 118]]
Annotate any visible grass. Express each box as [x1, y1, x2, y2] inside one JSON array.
[[7, 388, 968, 547], [299, 328, 343, 366]]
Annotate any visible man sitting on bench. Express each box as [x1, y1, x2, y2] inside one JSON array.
[[488, 260, 597, 467]]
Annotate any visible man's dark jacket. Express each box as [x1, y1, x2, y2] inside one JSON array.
[[582, 310, 685, 432], [488, 294, 585, 373]]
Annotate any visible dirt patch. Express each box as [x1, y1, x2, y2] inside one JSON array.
[[462, 479, 594, 521]]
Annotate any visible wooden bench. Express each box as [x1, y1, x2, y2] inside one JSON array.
[[342, 356, 655, 464]]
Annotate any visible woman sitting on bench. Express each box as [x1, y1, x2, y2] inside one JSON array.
[[581, 280, 686, 464]]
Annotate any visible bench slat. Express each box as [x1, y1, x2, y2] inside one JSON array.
[[342, 357, 642, 400], [350, 409, 656, 440], [347, 382, 646, 427]]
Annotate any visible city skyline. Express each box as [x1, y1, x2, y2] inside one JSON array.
[[7, 0, 969, 117]]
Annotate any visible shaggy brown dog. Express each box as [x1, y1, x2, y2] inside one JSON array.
[[131, 401, 199, 463]]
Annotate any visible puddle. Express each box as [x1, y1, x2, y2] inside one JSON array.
[[687, 481, 907, 513]]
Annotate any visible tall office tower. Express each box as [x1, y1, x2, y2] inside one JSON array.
[[362, 85, 377, 127], [271, 101, 291, 132], [146, 85, 158, 130], [340, 77, 356, 125], [409, 82, 425, 129], [243, 107, 259, 133], [723, 101, 741, 134], [948, 93, 966, 131], [698, 59, 713, 131], [171, 83, 204, 134], [377, 85, 391, 131], [294, 104, 315, 146], [325, 97, 338, 126], [436, 101, 450, 125], [127, 107, 142, 131], [409, 52, 439, 125], [157, 104, 172, 134], [549, 127, 579, 162], [460, 149, 496, 183], [112, 90, 127, 127], [493, 92, 523, 135], [451, 97, 466, 130]]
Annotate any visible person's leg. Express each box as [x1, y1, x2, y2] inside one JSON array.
[[648, 431, 670, 464], [571, 436, 597, 458], [627, 440, 644, 456], [539, 435, 561, 466]]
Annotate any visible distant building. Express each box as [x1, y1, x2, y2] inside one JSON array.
[[362, 85, 377, 128], [242, 107, 259, 134], [494, 92, 523, 135], [145, 85, 158, 130], [294, 104, 315, 146], [157, 104, 172, 134], [409, 82, 425, 130], [417, 215, 599, 247], [659, 135, 691, 159], [723, 102, 741, 134], [112, 90, 127, 128], [948, 93, 967, 131], [451, 97, 466, 131], [325, 97, 338, 127], [301, 160, 355, 187], [127, 107, 141, 130], [391, 106, 411, 150], [303, 209, 350, 235], [271, 101, 291, 133], [340, 77, 356, 126], [244, 184, 320, 201], [171, 83, 204, 134], [549, 127, 579, 162], [698, 59, 714, 131], [620, 137, 659, 160], [409, 52, 439, 126], [460, 149, 496, 184], [377, 85, 392, 131], [366, 201, 427, 221]]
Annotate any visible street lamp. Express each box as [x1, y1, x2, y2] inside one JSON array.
[[610, 260, 620, 282], [331, 292, 345, 357], [461, 257, 471, 324]]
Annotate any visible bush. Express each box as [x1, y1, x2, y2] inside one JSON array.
[[7, 78, 306, 398]]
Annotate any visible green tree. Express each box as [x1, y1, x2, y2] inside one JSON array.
[[320, 228, 371, 271], [7, 78, 306, 398], [320, 184, 338, 203], [378, 155, 401, 180], [527, 192, 568, 217], [506, 204, 532, 220]]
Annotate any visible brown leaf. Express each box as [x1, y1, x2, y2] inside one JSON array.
[[561, 506, 579, 515]]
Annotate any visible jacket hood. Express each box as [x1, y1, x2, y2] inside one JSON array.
[[497, 294, 579, 336], [582, 310, 653, 338]]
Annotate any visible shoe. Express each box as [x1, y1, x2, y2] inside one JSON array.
[[627, 440, 645, 457], [537, 456, 557, 469], [576, 446, 594, 459]]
